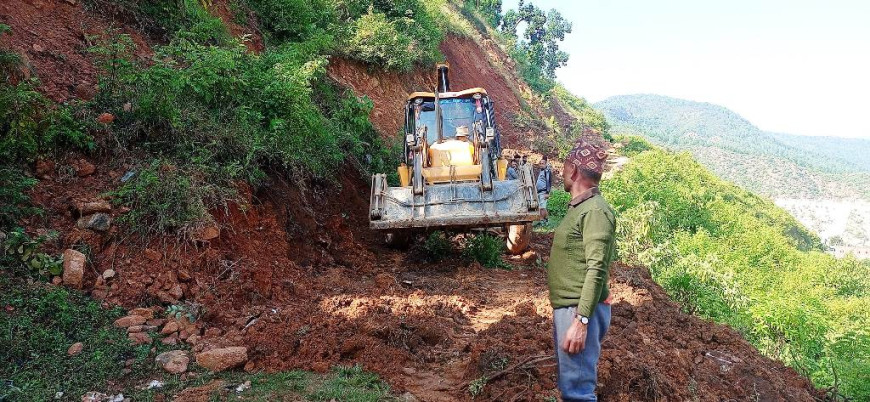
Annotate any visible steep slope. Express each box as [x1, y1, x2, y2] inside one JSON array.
[[0, 1, 826, 401], [595, 94, 870, 200]]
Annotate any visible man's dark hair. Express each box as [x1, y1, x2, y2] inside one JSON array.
[[577, 167, 602, 183], [542, 155, 548, 161]]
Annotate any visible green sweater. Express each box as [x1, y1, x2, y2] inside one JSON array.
[[547, 188, 616, 318]]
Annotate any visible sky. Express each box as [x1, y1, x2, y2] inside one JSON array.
[[502, 0, 870, 138]]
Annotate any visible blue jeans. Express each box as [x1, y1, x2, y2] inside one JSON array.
[[553, 303, 611, 402]]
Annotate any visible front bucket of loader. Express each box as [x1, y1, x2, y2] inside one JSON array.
[[369, 174, 540, 231]]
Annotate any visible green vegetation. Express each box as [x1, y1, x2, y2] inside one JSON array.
[[548, 142, 870, 399], [422, 231, 452, 262], [463, 233, 509, 269], [1, 228, 63, 278], [308, 365, 391, 402], [595, 94, 870, 199], [0, 275, 139, 401]]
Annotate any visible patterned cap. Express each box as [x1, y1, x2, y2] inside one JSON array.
[[565, 138, 609, 174]]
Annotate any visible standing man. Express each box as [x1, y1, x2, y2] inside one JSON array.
[[536, 156, 553, 225], [506, 159, 519, 180], [548, 140, 615, 401]]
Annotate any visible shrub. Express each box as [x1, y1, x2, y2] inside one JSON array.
[[0, 169, 39, 230], [0, 228, 62, 279], [348, 11, 416, 70], [422, 231, 452, 262], [464, 234, 508, 269], [242, 0, 335, 43]]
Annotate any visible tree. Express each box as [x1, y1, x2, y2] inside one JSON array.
[[501, 0, 571, 86], [472, 0, 503, 27]]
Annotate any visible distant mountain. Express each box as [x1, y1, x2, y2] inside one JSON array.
[[595, 94, 870, 200]]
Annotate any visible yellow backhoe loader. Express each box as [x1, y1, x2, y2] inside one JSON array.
[[369, 64, 540, 253]]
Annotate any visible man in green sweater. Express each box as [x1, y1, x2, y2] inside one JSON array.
[[548, 139, 615, 401]]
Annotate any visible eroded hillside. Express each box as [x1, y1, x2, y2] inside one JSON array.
[[0, 1, 826, 401]]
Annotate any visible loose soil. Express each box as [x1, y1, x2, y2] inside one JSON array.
[[5, 1, 822, 400]]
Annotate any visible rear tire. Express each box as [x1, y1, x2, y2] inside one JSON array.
[[385, 231, 411, 249], [506, 223, 531, 255]]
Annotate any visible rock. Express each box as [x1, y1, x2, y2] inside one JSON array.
[[147, 318, 165, 327], [161, 321, 180, 335], [67, 342, 84, 356], [168, 284, 183, 300], [161, 335, 178, 346], [155, 350, 189, 374], [156, 291, 177, 304], [32, 43, 44, 52], [76, 200, 112, 216], [51, 276, 63, 285], [177, 269, 192, 282], [204, 328, 222, 338], [195, 224, 220, 241], [114, 315, 146, 328], [62, 249, 86, 289], [35, 159, 55, 178], [195, 347, 248, 372], [128, 332, 152, 345], [74, 159, 96, 177], [102, 269, 116, 280], [97, 112, 115, 124], [74, 83, 97, 100], [243, 361, 255, 372], [127, 325, 144, 333], [123, 102, 132, 112], [186, 334, 200, 345], [77, 213, 112, 232], [521, 250, 538, 261], [143, 248, 162, 262], [129, 308, 154, 320]]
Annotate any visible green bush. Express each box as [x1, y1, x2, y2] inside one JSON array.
[[463, 234, 508, 269], [614, 134, 653, 157], [0, 275, 137, 402], [422, 231, 452, 262], [602, 148, 870, 399], [0, 228, 62, 278], [0, 169, 39, 230], [242, 0, 336, 43]]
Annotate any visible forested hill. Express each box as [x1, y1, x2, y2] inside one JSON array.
[[595, 94, 870, 200]]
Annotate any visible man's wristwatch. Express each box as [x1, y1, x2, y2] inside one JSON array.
[[575, 314, 589, 325]]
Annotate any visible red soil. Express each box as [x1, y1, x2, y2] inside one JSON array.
[[6, 1, 822, 400]]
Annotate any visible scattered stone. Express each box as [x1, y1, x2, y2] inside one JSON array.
[[195, 347, 248, 372], [123, 102, 132, 112], [168, 284, 183, 300], [62, 249, 86, 289], [97, 112, 115, 124], [74, 159, 96, 177], [51, 276, 63, 285], [195, 224, 220, 241], [77, 213, 112, 232], [147, 318, 165, 327], [399, 392, 421, 402], [243, 361, 255, 372], [125, 359, 135, 367], [54, 391, 64, 399], [102, 269, 116, 280], [81, 392, 124, 402], [177, 269, 192, 282], [128, 332, 152, 345], [161, 321, 180, 335], [114, 315, 146, 328], [204, 327, 222, 338], [76, 200, 112, 216], [143, 248, 162, 262], [186, 334, 200, 346], [35, 159, 55, 178], [67, 342, 84, 356], [521, 250, 538, 261], [155, 350, 189, 374], [32, 43, 44, 52], [144, 380, 164, 390], [234, 381, 251, 393], [91, 289, 108, 300], [129, 307, 154, 320], [161, 335, 178, 346]]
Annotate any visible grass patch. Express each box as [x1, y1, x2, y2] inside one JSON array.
[[0, 275, 140, 401], [308, 365, 391, 402]]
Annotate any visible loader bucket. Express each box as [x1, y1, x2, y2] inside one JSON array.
[[370, 165, 540, 230]]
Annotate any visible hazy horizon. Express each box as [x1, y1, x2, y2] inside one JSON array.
[[503, 0, 870, 139]]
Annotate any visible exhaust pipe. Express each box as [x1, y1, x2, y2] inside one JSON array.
[[437, 63, 450, 93]]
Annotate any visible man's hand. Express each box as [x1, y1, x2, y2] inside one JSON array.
[[561, 317, 587, 354]]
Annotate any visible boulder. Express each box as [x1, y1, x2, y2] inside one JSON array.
[[114, 315, 146, 328], [168, 284, 183, 300], [161, 321, 180, 335], [129, 307, 154, 320], [77, 213, 112, 232], [155, 350, 189, 374], [67, 342, 83, 356], [195, 347, 248, 372], [194, 224, 220, 241], [97, 112, 115, 124], [102, 269, 116, 280], [62, 249, 86, 289]]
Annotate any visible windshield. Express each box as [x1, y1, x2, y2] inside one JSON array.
[[415, 97, 484, 145]]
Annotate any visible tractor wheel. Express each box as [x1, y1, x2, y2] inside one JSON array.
[[384, 231, 411, 249], [506, 223, 531, 255]]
